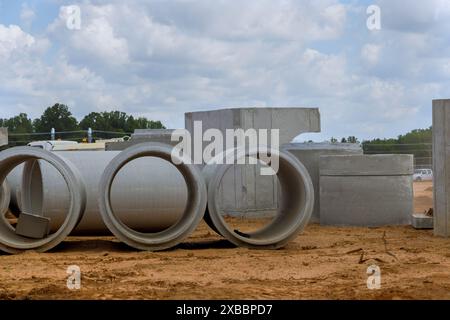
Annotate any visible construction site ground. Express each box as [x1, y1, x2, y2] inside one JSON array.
[[2, 181, 449, 300]]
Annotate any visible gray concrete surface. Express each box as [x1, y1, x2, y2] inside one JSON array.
[[433, 99, 450, 237], [0, 128, 7, 147], [282, 143, 363, 223], [185, 107, 321, 216], [319, 155, 414, 226], [105, 129, 178, 151], [15, 212, 50, 239], [412, 213, 433, 229]]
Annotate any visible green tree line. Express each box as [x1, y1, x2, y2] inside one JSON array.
[[330, 127, 432, 168], [0, 103, 165, 146]]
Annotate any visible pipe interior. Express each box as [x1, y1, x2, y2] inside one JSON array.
[[105, 150, 201, 242], [217, 159, 279, 234], [109, 156, 188, 233], [0, 159, 53, 245]]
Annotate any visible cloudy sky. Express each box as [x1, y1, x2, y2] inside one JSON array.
[[0, 0, 449, 141]]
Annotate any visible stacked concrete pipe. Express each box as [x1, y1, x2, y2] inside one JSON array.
[[21, 150, 188, 235], [202, 146, 314, 249]]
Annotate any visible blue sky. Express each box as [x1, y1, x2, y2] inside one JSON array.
[[1, 0, 449, 141]]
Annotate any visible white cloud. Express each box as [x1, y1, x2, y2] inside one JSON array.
[[20, 3, 36, 30], [1, 0, 450, 140], [361, 44, 382, 66]]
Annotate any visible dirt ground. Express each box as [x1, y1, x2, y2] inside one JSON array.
[[2, 181, 449, 300]]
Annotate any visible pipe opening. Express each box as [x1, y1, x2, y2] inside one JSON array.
[[110, 156, 187, 233], [98, 142, 207, 251], [0, 147, 86, 253], [205, 148, 313, 248], [215, 158, 281, 236]]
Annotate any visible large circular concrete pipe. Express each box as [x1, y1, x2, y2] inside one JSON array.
[[0, 147, 86, 253], [202, 146, 314, 249], [98, 143, 207, 251], [21, 151, 188, 235]]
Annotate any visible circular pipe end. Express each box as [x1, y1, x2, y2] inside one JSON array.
[[0, 147, 86, 254], [98, 142, 207, 251], [203, 147, 314, 249]]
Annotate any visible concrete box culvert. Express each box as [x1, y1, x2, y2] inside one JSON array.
[[282, 143, 363, 223], [21, 151, 188, 235], [319, 154, 414, 227], [0, 147, 86, 254], [202, 147, 314, 249], [98, 142, 207, 251]]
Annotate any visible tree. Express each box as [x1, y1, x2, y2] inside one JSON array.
[[79, 111, 165, 132], [33, 103, 79, 133], [0, 113, 33, 133], [330, 137, 338, 143]]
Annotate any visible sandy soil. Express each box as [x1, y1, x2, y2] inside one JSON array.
[[2, 181, 447, 300]]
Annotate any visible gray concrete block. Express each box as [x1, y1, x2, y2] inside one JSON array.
[[185, 107, 321, 216], [433, 99, 450, 237], [319, 155, 414, 227], [282, 143, 363, 223], [320, 154, 414, 176], [15, 212, 50, 239], [0, 128, 7, 147], [412, 213, 433, 229]]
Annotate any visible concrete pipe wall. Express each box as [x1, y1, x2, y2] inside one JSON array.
[[0, 147, 86, 253], [202, 146, 314, 249], [6, 165, 22, 216], [21, 151, 188, 235], [0, 179, 11, 216]]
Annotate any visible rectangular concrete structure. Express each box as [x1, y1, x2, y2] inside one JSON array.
[[433, 99, 450, 236], [15, 212, 50, 239], [185, 107, 320, 216], [282, 143, 363, 223], [0, 128, 7, 147], [320, 155, 414, 227], [412, 213, 433, 229]]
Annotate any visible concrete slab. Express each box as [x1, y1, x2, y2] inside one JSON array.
[[412, 213, 433, 229], [186, 107, 321, 216], [15, 212, 50, 239], [320, 155, 414, 227], [433, 99, 450, 237], [0, 128, 7, 147], [282, 143, 363, 223]]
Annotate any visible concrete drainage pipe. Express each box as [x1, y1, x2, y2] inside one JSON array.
[[202, 146, 314, 249], [0, 147, 86, 254], [98, 142, 207, 251], [21, 151, 187, 235], [0, 179, 11, 217]]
